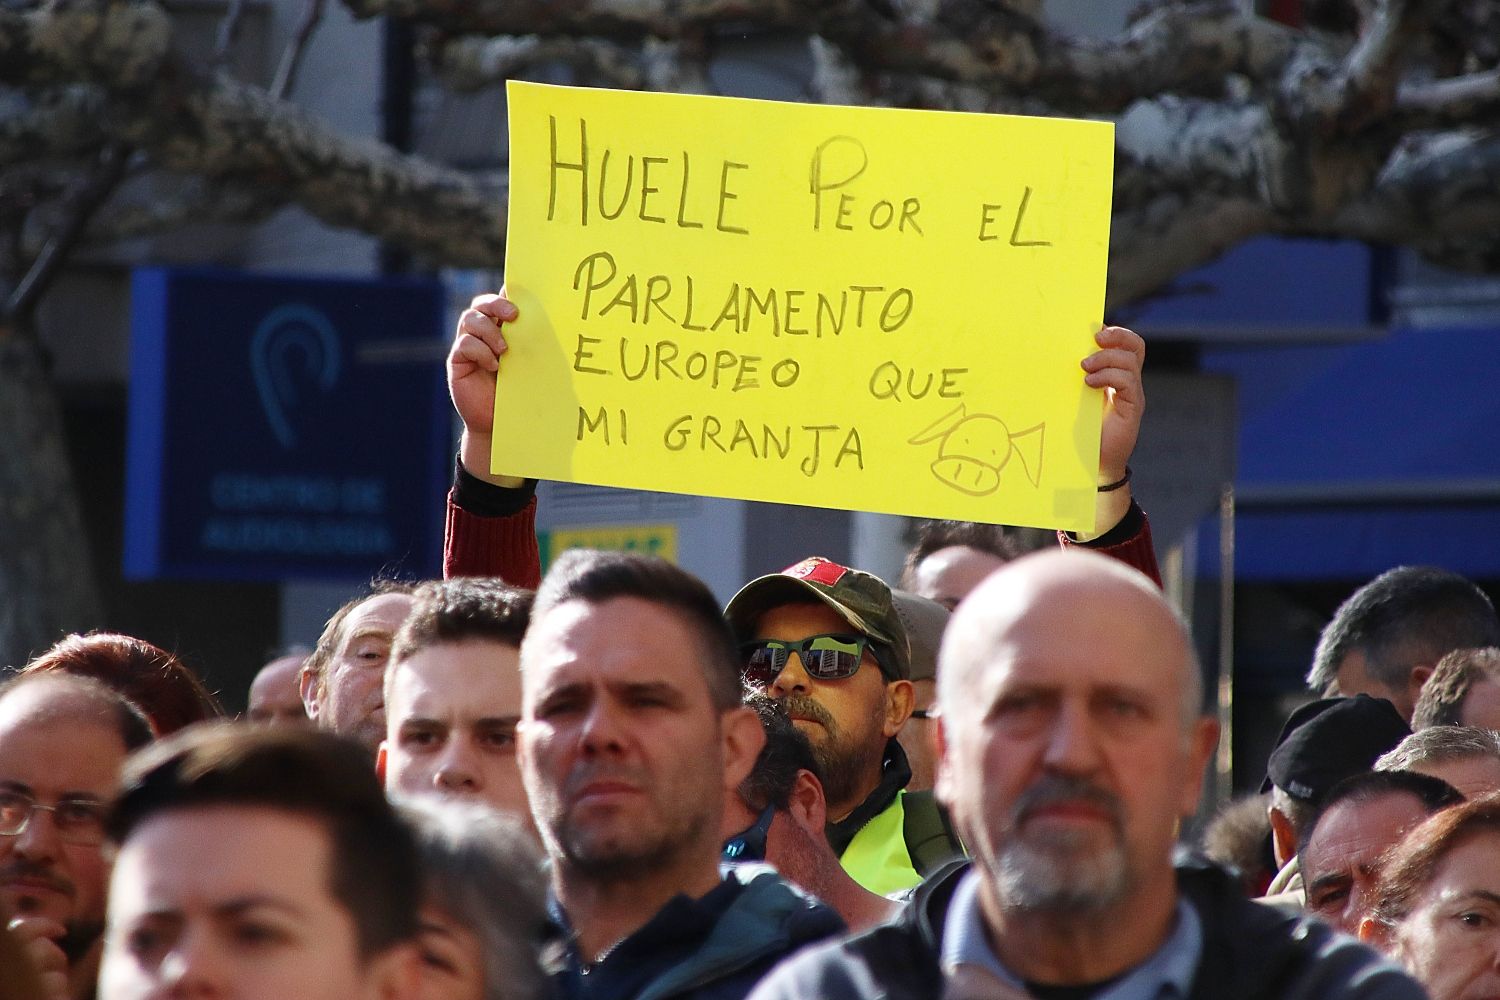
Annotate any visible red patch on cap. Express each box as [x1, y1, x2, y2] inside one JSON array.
[[783, 557, 849, 587]]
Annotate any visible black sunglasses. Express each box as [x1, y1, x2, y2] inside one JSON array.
[[739, 632, 883, 688], [722, 803, 776, 863]]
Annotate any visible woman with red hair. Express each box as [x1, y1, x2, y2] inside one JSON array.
[[21, 632, 222, 735]]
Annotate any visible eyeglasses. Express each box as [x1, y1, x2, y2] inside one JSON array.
[[0, 790, 108, 847], [722, 803, 776, 863], [740, 633, 881, 688]]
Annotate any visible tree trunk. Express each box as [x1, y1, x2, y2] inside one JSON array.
[[0, 325, 103, 669]]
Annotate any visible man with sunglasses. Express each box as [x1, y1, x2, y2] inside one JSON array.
[[725, 556, 960, 897], [0, 672, 154, 998]]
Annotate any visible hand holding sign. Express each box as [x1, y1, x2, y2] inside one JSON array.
[[495, 82, 1116, 532], [450, 293, 525, 488], [1080, 324, 1145, 538]]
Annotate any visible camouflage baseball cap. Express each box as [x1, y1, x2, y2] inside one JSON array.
[[724, 556, 911, 680]]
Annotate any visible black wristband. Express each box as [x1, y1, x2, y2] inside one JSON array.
[[1097, 466, 1132, 493]]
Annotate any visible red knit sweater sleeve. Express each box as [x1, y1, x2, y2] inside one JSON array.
[[1057, 501, 1162, 588], [443, 490, 543, 590]]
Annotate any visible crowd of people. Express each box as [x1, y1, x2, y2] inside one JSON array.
[[2, 292, 1497, 999]]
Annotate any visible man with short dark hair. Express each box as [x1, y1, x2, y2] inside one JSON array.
[[900, 522, 1022, 612], [0, 673, 153, 1000], [1411, 646, 1500, 731], [1307, 566, 1500, 721], [380, 577, 534, 824], [1298, 770, 1462, 935], [1376, 725, 1500, 799], [749, 550, 1424, 1000], [722, 695, 896, 932], [300, 581, 416, 751], [520, 549, 841, 1000], [98, 725, 422, 1000]]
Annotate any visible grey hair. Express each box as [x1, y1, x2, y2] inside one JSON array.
[[1269, 784, 1315, 839], [1376, 725, 1500, 772], [395, 796, 548, 1000]]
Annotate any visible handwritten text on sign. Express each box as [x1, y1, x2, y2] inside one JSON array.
[[495, 82, 1114, 532]]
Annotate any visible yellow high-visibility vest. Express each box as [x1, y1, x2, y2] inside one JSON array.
[[838, 790, 922, 897]]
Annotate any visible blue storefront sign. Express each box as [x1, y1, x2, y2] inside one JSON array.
[[125, 268, 452, 581]]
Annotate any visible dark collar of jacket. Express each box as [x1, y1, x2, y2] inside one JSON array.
[[878, 855, 1419, 1000], [544, 863, 845, 1000], [1171, 852, 1414, 1000], [826, 737, 913, 856]]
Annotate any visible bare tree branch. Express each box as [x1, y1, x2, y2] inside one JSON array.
[[337, 0, 861, 41], [0, 87, 108, 166], [431, 34, 645, 91], [1327, 131, 1500, 246], [350, 0, 1312, 114], [0, 0, 506, 265], [1284, 0, 1420, 135], [108, 74, 508, 265], [214, 0, 253, 70], [0, 2, 171, 89], [6, 144, 130, 322], [86, 177, 279, 243], [642, 34, 711, 94], [1108, 193, 1272, 309], [270, 0, 329, 100], [1394, 67, 1500, 127]]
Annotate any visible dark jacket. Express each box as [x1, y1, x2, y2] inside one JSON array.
[[550, 864, 845, 1000], [745, 857, 1427, 1000]]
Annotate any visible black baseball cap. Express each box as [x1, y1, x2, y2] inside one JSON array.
[[1261, 694, 1411, 802]]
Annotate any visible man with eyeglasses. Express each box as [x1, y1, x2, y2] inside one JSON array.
[[0, 672, 154, 998], [724, 556, 960, 897]]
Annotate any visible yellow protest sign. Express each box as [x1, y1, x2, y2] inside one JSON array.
[[495, 81, 1114, 532]]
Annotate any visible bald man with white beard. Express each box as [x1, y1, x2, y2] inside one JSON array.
[[750, 550, 1425, 1000]]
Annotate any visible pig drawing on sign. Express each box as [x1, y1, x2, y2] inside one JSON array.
[[908, 404, 1044, 497]]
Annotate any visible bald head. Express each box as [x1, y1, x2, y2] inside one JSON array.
[[0, 672, 154, 748], [939, 550, 1201, 726], [932, 549, 1218, 930], [248, 653, 310, 726]]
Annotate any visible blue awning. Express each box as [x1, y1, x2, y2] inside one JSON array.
[[1198, 324, 1500, 580]]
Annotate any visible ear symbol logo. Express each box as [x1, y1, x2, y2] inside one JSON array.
[[250, 304, 341, 451], [908, 403, 1044, 497]]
